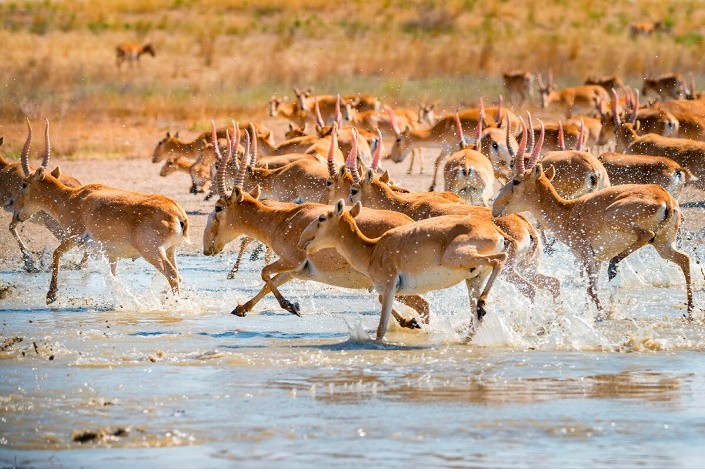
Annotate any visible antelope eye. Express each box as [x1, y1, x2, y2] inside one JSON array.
[[215, 205, 224, 212], [21, 182, 27, 189], [492, 142, 499, 149], [318, 215, 326, 222], [395, 137, 402, 143], [326, 180, 333, 187], [512, 179, 520, 186], [351, 188, 359, 195]]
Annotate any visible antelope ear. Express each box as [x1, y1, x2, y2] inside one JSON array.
[[349, 201, 362, 218], [232, 186, 245, 202], [174, 131, 180, 138], [364, 169, 374, 184], [315, 125, 323, 135], [380, 170, 390, 183], [50, 166, 62, 178], [288, 123, 294, 131], [34, 167, 46, 181], [635, 120, 641, 131], [302, 123, 308, 133], [338, 165, 347, 177], [403, 124, 412, 133], [533, 163, 543, 177], [334, 199, 345, 217], [249, 184, 261, 200], [166, 132, 171, 138], [544, 165, 556, 181]]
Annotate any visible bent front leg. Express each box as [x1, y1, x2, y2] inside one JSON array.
[[47, 238, 78, 304], [9, 220, 36, 273]]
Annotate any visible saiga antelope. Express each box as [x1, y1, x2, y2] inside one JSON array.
[[493, 119, 693, 319], [502, 70, 534, 106], [298, 200, 508, 340], [12, 123, 190, 304], [584, 75, 624, 93], [2, 120, 86, 272], [537, 71, 610, 117], [203, 143, 429, 329], [115, 42, 155, 69], [629, 21, 670, 39], [642, 73, 684, 101]]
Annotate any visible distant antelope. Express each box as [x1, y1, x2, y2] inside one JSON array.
[[493, 119, 693, 320], [682, 72, 703, 100], [584, 75, 624, 93], [418, 104, 436, 127], [269, 96, 307, 127], [629, 21, 670, 39], [642, 73, 684, 101], [502, 70, 534, 106], [12, 121, 189, 304], [115, 42, 155, 69], [537, 71, 610, 117]]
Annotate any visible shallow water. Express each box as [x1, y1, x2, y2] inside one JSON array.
[[2, 242, 705, 468]]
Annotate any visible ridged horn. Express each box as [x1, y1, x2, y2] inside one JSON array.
[[41, 119, 50, 168], [21, 118, 32, 177]]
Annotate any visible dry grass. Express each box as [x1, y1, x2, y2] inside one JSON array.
[[1, 0, 704, 158]]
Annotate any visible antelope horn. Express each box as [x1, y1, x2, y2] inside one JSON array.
[[346, 127, 361, 185], [371, 128, 383, 172], [21, 118, 32, 177], [536, 71, 545, 90], [496, 95, 503, 124], [611, 88, 621, 126], [558, 121, 565, 150], [689, 72, 696, 97], [576, 118, 585, 151], [505, 112, 516, 157], [314, 96, 324, 128], [454, 112, 465, 148], [385, 105, 401, 136], [327, 122, 338, 178], [231, 120, 240, 167], [335, 94, 343, 127], [475, 115, 483, 155], [479, 97, 486, 124], [526, 112, 535, 154], [211, 120, 223, 162], [233, 130, 249, 189], [216, 129, 231, 199], [526, 119, 544, 170], [630, 88, 639, 124], [41, 119, 50, 168], [249, 122, 258, 167], [548, 69, 554, 88], [515, 117, 527, 175]]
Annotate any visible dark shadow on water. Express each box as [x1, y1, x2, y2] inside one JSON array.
[[680, 201, 705, 209], [197, 330, 346, 340], [303, 338, 427, 351], [129, 331, 179, 337]]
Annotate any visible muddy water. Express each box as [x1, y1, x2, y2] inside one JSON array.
[[2, 242, 705, 468]]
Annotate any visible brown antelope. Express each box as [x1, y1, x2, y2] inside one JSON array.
[[655, 99, 705, 141], [298, 200, 508, 340], [269, 96, 307, 127], [629, 21, 670, 39], [493, 120, 693, 320], [567, 116, 602, 149], [294, 88, 379, 121], [642, 73, 684, 101], [347, 131, 561, 304], [537, 71, 610, 117], [683, 72, 703, 101], [540, 150, 611, 199], [2, 121, 87, 272], [115, 42, 155, 69], [584, 75, 625, 93], [502, 70, 534, 106], [418, 104, 436, 127], [203, 146, 429, 329], [598, 152, 697, 198], [11, 123, 190, 304]]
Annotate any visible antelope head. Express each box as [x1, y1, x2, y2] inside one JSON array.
[[12, 119, 56, 223], [294, 87, 312, 110], [418, 103, 435, 126], [536, 70, 554, 109], [493, 118, 553, 218], [298, 199, 362, 253], [269, 96, 283, 117]]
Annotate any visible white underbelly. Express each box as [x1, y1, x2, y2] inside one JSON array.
[[394, 266, 472, 294]]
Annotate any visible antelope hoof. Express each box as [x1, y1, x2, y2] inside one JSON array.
[[397, 317, 421, 330], [684, 313, 694, 322], [477, 299, 487, 322], [226, 271, 237, 280], [232, 305, 248, 317], [46, 290, 57, 305], [23, 260, 39, 274], [189, 185, 198, 195], [607, 259, 619, 281], [428, 185, 435, 192], [282, 300, 301, 317]]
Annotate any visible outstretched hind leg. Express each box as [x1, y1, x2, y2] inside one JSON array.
[[139, 245, 180, 296], [607, 228, 655, 281], [653, 241, 693, 320], [228, 237, 254, 279], [232, 271, 296, 317]]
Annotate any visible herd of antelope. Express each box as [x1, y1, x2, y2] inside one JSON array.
[[4, 69, 705, 341]]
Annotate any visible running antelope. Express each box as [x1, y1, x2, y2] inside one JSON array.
[[203, 148, 429, 329], [502, 70, 534, 106], [269, 96, 307, 127], [12, 125, 190, 304], [493, 120, 693, 319], [537, 71, 610, 117], [298, 200, 508, 340], [2, 121, 86, 273], [655, 99, 705, 141], [624, 133, 705, 189], [642, 73, 684, 101], [115, 42, 155, 69], [598, 152, 697, 198]]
